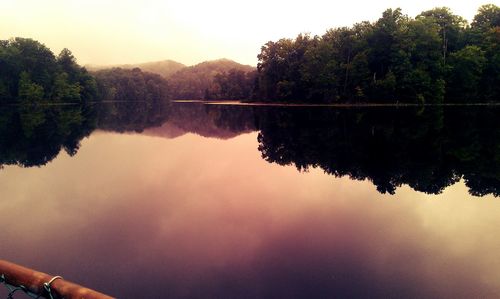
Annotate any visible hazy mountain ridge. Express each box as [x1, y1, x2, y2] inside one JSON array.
[[87, 58, 256, 100], [168, 58, 255, 100], [86, 59, 187, 78]]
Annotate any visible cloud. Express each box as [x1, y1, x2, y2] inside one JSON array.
[[1, 132, 499, 298]]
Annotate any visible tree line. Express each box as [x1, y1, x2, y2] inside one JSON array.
[[93, 68, 170, 103], [0, 38, 171, 104], [255, 4, 500, 103], [205, 68, 257, 100], [0, 37, 252, 103], [0, 38, 97, 103], [166, 58, 255, 100], [2, 4, 499, 104]]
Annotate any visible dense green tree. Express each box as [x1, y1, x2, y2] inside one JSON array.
[[9, 38, 57, 93], [94, 67, 170, 103], [446, 46, 486, 101], [471, 4, 500, 29], [316, 23, 373, 101], [56, 49, 97, 102], [168, 59, 253, 100], [394, 17, 444, 103], [256, 34, 319, 101], [51, 72, 81, 102], [57, 49, 79, 80], [255, 5, 500, 104], [205, 69, 256, 100], [18, 71, 44, 103], [367, 8, 406, 81], [0, 38, 97, 103], [417, 7, 467, 64], [300, 33, 339, 101], [477, 27, 500, 101]]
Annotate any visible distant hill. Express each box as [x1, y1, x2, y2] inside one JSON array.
[[168, 58, 255, 100], [87, 60, 186, 78], [143, 102, 257, 139], [87, 58, 256, 100]]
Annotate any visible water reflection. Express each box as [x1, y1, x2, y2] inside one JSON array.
[[144, 102, 255, 139], [96, 101, 170, 133], [256, 106, 500, 196], [0, 104, 96, 167], [1, 102, 498, 196], [0, 132, 499, 298]]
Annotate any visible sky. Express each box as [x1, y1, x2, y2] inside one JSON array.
[[1, 0, 499, 66]]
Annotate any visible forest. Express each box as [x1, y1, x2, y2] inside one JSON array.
[[90, 59, 257, 101], [256, 4, 500, 103], [0, 38, 171, 104], [0, 38, 97, 103], [1, 4, 499, 104], [93, 68, 170, 103]]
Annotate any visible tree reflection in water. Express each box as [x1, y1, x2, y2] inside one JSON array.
[[255, 106, 499, 196], [0, 102, 498, 196]]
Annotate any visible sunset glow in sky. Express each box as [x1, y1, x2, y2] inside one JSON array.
[[1, 0, 498, 66]]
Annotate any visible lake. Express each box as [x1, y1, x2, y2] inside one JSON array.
[[0, 102, 499, 298]]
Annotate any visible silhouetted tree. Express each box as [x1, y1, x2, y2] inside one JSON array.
[[255, 5, 500, 104], [0, 38, 97, 103]]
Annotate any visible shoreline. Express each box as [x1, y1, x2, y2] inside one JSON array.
[[1, 100, 499, 108], [173, 100, 500, 107]]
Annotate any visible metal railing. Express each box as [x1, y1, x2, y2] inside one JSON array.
[[0, 260, 113, 299]]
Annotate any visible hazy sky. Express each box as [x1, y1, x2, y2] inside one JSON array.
[[1, 0, 498, 66]]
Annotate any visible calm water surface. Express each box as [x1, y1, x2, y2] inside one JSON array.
[[0, 103, 499, 298]]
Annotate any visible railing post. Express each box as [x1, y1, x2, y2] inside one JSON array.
[[0, 260, 114, 299]]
